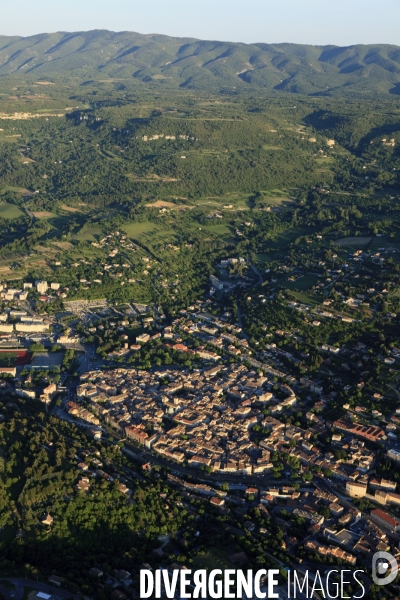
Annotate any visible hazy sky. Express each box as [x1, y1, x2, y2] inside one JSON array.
[[2, 0, 400, 46]]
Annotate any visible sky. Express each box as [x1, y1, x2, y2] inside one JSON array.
[[2, 0, 400, 46]]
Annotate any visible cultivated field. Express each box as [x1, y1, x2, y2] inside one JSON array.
[[335, 237, 373, 247]]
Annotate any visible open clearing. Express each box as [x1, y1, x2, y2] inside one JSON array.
[[1, 186, 32, 198], [335, 237, 373, 247], [0, 202, 24, 219], [61, 204, 83, 213], [264, 197, 295, 207], [0, 134, 20, 143], [51, 241, 73, 250], [34, 245, 57, 253], [126, 173, 180, 182], [284, 274, 320, 291], [201, 224, 231, 236], [32, 211, 53, 218], [0, 265, 13, 275], [368, 238, 390, 252], [146, 200, 181, 208], [123, 222, 159, 239], [261, 189, 296, 206], [72, 227, 103, 242], [288, 290, 320, 306]]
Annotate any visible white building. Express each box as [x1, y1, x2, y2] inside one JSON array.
[[15, 323, 48, 333], [388, 449, 400, 463], [35, 280, 48, 294]]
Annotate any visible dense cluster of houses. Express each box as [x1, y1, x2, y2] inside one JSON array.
[[75, 364, 293, 474], [162, 472, 400, 568]]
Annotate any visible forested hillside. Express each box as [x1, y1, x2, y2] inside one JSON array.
[[0, 30, 400, 95]]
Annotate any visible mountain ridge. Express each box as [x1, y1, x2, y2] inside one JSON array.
[[0, 29, 399, 95]]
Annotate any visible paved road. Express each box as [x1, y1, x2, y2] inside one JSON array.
[[249, 262, 263, 287], [0, 578, 78, 600], [78, 343, 101, 376]]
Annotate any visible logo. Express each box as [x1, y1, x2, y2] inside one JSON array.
[[372, 551, 398, 586]]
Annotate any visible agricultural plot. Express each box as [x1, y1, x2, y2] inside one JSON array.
[[72, 227, 104, 242], [123, 222, 160, 240], [201, 223, 231, 236], [335, 237, 373, 247], [32, 211, 53, 218], [287, 290, 321, 306], [0, 202, 24, 219], [284, 274, 320, 291]]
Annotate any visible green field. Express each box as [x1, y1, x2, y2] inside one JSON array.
[[284, 274, 320, 291], [315, 157, 334, 165], [0, 134, 21, 143], [0, 202, 23, 219], [260, 189, 297, 207], [201, 223, 231, 236], [0, 352, 18, 366], [335, 236, 373, 248], [368, 237, 389, 251], [287, 290, 320, 306], [72, 226, 104, 242], [123, 222, 159, 239], [264, 230, 300, 250]]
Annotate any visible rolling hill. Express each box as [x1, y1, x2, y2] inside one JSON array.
[[0, 30, 400, 95]]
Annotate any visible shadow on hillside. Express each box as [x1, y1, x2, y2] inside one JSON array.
[[389, 82, 400, 95], [357, 122, 400, 149], [303, 110, 343, 132], [4, 521, 159, 583]]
